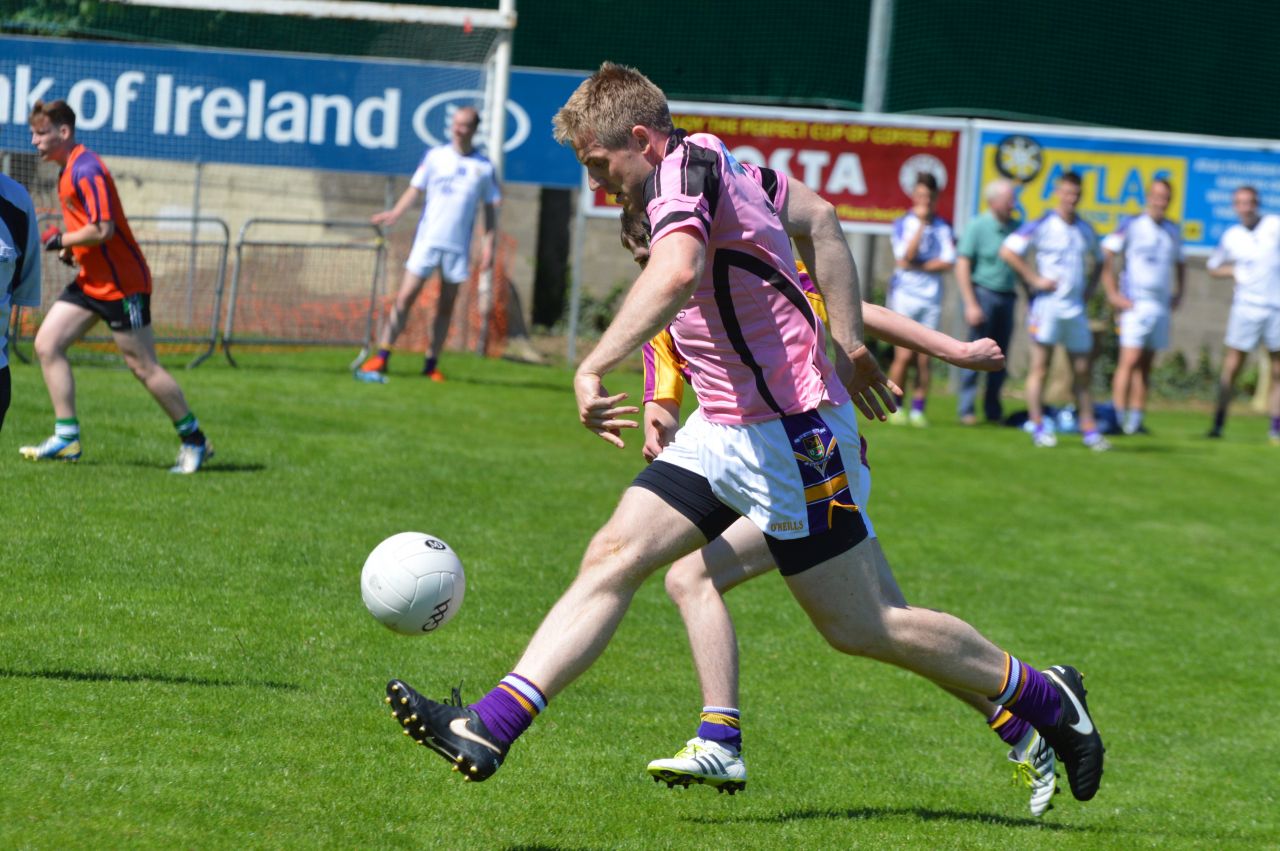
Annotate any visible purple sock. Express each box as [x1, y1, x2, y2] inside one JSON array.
[[911, 397, 926, 414], [468, 673, 547, 746], [424, 356, 438, 375], [989, 655, 1062, 732], [1271, 416, 1279, 433], [696, 706, 741, 751], [987, 706, 1033, 747]]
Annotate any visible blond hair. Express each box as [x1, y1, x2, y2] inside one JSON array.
[[552, 62, 673, 149]]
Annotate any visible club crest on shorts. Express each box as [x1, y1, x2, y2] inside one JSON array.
[[793, 428, 835, 476]]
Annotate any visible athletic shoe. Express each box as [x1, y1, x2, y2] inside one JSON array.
[[1032, 428, 1057, 448], [1206, 428, 1223, 439], [1040, 665, 1104, 802], [646, 737, 747, 794], [353, 369, 388, 384], [887, 408, 908, 426], [385, 679, 506, 782], [170, 440, 213, 474], [423, 368, 446, 383], [360, 355, 386, 373], [1010, 730, 1058, 817], [1269, 431, 1280, 446], [1083, 434, 1112, 452], [959, 414, 979, 427], [19, 435, 82, 462], [908, 410, 929, 428]]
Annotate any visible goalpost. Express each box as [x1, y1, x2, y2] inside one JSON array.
[[27, 0, 516, 361]]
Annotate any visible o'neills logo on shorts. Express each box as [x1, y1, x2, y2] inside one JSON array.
[[770, 520, 805, 532]]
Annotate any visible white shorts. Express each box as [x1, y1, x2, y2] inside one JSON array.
[[1224, 301, 1280, 352], [888, 290, 942, 331], [1117, 300, 1170, 351], [406, 243, 469, 283], [654, 401, 874, 541], [1028, 300, 1092, 353]]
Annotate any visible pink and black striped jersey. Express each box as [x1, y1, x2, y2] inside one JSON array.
[[643, 131, 848, 424]]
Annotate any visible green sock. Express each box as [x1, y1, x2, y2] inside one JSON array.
[[54, 418, 79, 440], [174, 413, 198, 437]]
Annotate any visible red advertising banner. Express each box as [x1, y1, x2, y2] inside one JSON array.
[[588, 105, 965, 232]]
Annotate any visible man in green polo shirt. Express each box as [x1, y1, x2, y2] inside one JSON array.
[[956, 179, 1021, 424]]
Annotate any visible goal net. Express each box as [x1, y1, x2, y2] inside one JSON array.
[[1, 0, 515, 363]]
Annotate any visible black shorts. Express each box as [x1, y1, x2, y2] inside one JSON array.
[[631, 460, 868, 576], [0, 365, 9, 433], [58, 284, 151, 331]]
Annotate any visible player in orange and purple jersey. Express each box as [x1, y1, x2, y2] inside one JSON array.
[[20, 100, 211, 473], [383, 65, 1103, 809]]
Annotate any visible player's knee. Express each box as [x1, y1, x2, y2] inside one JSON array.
[[663, 558, 708, 607], [579, 527, 652, 590]]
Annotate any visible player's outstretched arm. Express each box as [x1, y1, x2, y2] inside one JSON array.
[[575, 230, 704, 448], [862, 302, 1004, 372], [371, 186, 422, 228]]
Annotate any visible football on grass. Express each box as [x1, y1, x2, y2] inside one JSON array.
[[361, 532, 465, 635]]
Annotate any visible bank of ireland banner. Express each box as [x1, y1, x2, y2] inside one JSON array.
[[588, 103, 966, 234], [970, 120, 1280, 254], [0, 35, 586, 187]]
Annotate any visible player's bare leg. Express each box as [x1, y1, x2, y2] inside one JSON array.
[[31, 300, 96, 420], [385, 488, 707, 781], [887, 345, 914, 423], [909, 349, 931, 426], [784, 534, 1100, 802], [20, 301, 95, 462], [115, 325, 191, 421], [423, 280, 461, 380], [1026, 342, 1054, 446], [358, 270, 427, 379], [1071, 351, 1109, 450], [115, 324, 212, 473], [1268, 351, 1280, 443], [1209, 347, 1247, 437], [1111, 345, 1141, 419]]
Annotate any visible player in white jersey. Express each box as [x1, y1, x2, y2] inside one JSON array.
[[1101, 178, 1185, 435], [357, 106, 501, 383], [1000, 171, 1111, 451], [1206, 186, 1280, 442], [887, 172, 956, 427], [381, 64, 1104, 810]]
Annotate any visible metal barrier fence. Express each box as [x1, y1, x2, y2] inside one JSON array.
[[12, 215, 229, 368], [221, 218, 385, 366]]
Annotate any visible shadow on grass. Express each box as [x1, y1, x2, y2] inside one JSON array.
[[115, 459, 268, 473], [686, 805, 1084, 832], [0, 666, 294, 691]]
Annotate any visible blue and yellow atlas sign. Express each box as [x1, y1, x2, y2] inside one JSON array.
[[970, 123, 1280, 253]]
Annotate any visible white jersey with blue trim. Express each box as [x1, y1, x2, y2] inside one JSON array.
[[1002, 211, 1100, 317], [889, 212, 956, 303], [1101, 213, 1184, 305], [1207, 213, 1280, 309], [409, 144, 501, 253]]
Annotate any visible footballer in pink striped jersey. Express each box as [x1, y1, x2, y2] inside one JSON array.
[[382, 64, 1103, 812]]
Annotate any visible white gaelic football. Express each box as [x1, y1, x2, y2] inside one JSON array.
[[361, 532, 466, 635]]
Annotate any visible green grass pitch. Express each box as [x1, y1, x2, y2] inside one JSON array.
[[2, 349, 1277, 849]]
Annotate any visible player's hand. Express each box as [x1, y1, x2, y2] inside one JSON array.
[[963, 301, 986, 327], [574, 371, 639, 449], [1033, 275, 1058, 292], [952, 338, 1005, 372], [42, 225, 63, 252], [479, 242, 494, 273], [642, 400, 681, 463], [370, 210, 397, 228], [839, 344, 900, 421], [1108, 294, 1133, 311]]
